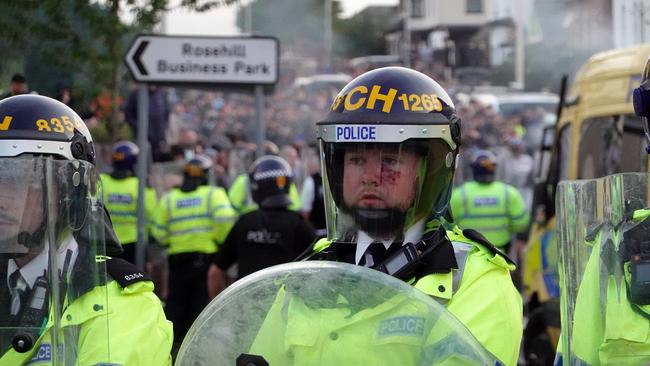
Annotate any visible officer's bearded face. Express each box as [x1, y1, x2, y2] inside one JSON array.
[[0, 181, 43, 241], [342, 146, 420, 214]]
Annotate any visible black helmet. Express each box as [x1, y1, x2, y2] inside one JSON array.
[[470, 150, 497, 183], [0, 95, 118, 256], [111, 140, 139, 173], [249, 155, 293, 209], [317, 67, 460, 240], [0, 94, 94, 162], [633, 56, 650, 153], [182, 154, 212, 191]]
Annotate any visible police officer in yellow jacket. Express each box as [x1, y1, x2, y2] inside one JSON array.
[[248, 67, 522, 365], [100, 140, 157, 264], [153, 155, 236, 347], [0, 95, 172, 365], [554, 172, 650, 365], [552, 56, 650, 366], [450, 150, 529, 254]]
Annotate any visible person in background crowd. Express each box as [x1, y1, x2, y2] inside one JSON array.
[[210, 135, 234, 188], [124, 85, 170, 162], [208, 155, 315, 298], [177, 127, 202, 160], [300, 146, 327, 236], [54, 79, 96, 121], [0, 73, 29, 100], [497, 138, 534, 211], [280, 144, 304, 192]]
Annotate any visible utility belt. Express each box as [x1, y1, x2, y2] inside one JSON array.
[[168, 252, 212, 269]]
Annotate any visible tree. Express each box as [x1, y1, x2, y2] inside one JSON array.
[[335, 7, 394, 57], [0, 0, 238, 142]]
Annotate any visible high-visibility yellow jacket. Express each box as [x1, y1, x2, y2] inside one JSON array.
[[153, 185, 236, 255], [250, 225, 522, 366], [557, 209, 650, 365], [450, 181, 529, 247], [100, 174, 157, 245], [0, 267, 173, 365]]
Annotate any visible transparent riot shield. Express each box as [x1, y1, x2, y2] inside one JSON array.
[[0, 157, 107, 365], [176, 261, 504, 366], [557, 172, 650, 365]]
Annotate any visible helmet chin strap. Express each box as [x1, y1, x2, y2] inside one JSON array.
[[349, 206, 406, 239]]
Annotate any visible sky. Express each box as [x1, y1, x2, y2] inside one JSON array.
[[163, 0, 399, 36]]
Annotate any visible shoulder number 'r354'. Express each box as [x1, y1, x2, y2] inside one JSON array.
[[331, 85, 443, 113]]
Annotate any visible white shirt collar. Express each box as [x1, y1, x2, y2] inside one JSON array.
[[354, 220, 425, 265], [7, 235, 79, 290]]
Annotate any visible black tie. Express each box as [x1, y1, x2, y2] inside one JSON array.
[[361, 242, 403, 267], [8, 270, 29, 316]]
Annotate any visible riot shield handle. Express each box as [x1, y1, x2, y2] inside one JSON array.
[[236, 353, 269, 366]]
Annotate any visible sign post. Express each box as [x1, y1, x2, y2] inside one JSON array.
[[125, 34, 279, 270]]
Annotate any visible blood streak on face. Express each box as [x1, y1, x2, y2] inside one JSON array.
[[342, 146, 420, 212]]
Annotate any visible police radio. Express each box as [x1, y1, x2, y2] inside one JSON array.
[[372, 226, 451, 282], [12, 275, 50, 353], [12, 249, 71, 353], [372, 243, 421, 280], [629, 253, 650, 306]]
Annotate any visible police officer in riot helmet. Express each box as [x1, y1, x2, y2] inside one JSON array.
[[0, 95, 172, 364], [209, 155, 315, 296], [470, 150, 497, 183], [288, 67, 522, 365], [110, 141, 139, 177], [450, 150, 529, 254], [153, 154, 236, 349], [100, 140, 157, 264], [181, 154, 212, 191], [551, 55, 650, 365]]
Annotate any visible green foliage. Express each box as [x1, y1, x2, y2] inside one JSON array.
[[0, 0, 234, 142], [0, 1, 155, 102], [335, 10, 391, 57]]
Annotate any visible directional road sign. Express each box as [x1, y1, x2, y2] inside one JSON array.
[[125, 34, 279, 85]]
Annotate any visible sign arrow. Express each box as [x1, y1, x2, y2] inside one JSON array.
[[133, 40, 149, 76]]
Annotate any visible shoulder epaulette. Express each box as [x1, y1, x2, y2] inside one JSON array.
[[462, 228, 515, 266], [106, 257, 152, 288]]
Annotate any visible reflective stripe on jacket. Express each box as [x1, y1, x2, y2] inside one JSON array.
[[153, 185, 236, 254], [450, 181, 529, 247], [100, 174, 157, 245]]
